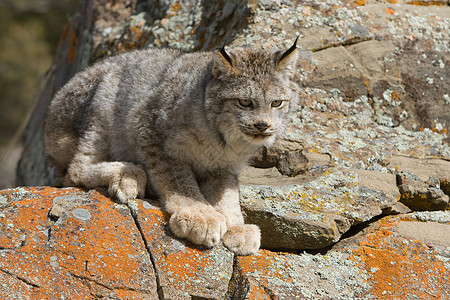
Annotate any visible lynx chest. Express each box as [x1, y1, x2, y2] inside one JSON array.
[[170, 129, 256, 173]]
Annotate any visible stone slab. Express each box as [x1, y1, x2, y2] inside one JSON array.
[[0, 187, 158, 299], [240, 167, 399, 251], [229, 214, 450, 299], [132, 199, 234, 300]]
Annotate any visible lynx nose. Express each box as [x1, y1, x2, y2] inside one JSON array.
[[254, 121, 270, 133]]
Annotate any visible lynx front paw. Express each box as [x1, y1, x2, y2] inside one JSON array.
[[169, 205, 227, 247], [109, 163, 147, 203], [223, 224, 260, 255]]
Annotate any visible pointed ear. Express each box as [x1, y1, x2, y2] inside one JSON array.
[[276, 37, 299, 79], [212, 47, 237, 77]]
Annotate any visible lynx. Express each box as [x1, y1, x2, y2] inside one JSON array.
[[44, 40, 299, 255]]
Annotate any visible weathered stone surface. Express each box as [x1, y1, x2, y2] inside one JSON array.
[[382, 202, 412, 215], [387, 155, 450, 182], [2, 187, 449, 299], [251, 138, 332, 176], [131, 199, 234, 299], [229, 213, 450, 299], [286, 88, 449, 172], [0, 187, 158, 299], [387, 156, 450, 210], [397, 170, 449, 211], [239, 167, 399, 250]]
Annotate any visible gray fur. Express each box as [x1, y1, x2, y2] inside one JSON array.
[[44, 44, 299, 255]]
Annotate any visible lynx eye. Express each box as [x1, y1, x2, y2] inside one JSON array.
[[237, 98, 253, 108], [271, 100, 284, 108]]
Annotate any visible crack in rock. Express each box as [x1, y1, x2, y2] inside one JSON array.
[[70, 272, 154, 295], [311, 36, 374, 52], [0, 268, 40, 289], [126, 202, 163, 300]]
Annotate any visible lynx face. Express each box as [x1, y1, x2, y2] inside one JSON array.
[[205, 45, 299, 146]]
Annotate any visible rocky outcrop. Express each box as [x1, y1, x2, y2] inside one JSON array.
[[1, 187, 449, 299], [9, 0, 450, 298]]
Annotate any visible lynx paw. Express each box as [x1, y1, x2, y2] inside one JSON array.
[[109, 164, 147, 203], [169, 205, 227, 247], [223, 224, 260, 255]]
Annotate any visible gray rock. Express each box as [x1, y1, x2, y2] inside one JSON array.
[[251, 138, 331, 176], [48, 193, 92, 221], [71, 208, 92, 221], [387, 156, 450, 211], [382, 202, 412, 215], [227, 250, 371, 299], [240, 167, 399, 251]]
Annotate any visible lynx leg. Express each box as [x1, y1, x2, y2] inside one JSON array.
[[143, 155, 227, 247], [65, 144, 146, 204], [201, 172, 261, 255]]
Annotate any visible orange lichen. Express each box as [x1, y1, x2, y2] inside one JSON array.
[[350, 217, 448, 299], [385, 7, 395, 15], [0, 187, 156, 298], [168, 1, 182, 17], [390, 91, 400, 101], [355, 0, 366, 5], [236, 250, 292, 287], [246, 282, 272, 300], [59, 21, 72, 46], [130, 26, 141, 35], [162, 250, 213, 288], [67, 31, 78, 64]]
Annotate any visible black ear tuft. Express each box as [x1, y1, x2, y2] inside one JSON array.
[[219, 46, 233, 66], [212, 46, 237, 77], [279, 35, 299, 63]]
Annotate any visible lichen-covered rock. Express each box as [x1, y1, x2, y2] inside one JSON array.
[[1, 187, 449, 299], [397, 170, 449, 211], [0, 187, 235, 300], [130, 199, 234, 299], [228, 213, 450, 299], [0, 187, 158, 299], [239, 167, 399, 250], [387, 156, 450, 210]]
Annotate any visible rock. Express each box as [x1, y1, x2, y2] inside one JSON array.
[[239, 167, 399, 251], [397, 171, 449, 211], [228, 213, 450, 299], [0, 187, 235, 300], [382, 202, 412, 215], [387, 155, 450, 183], [131, 199, 234, 299], [2, 187, 449, 299], [387, 156, 450, 210], [250, 138, 332, 176], [0, 187, 158, 299]]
